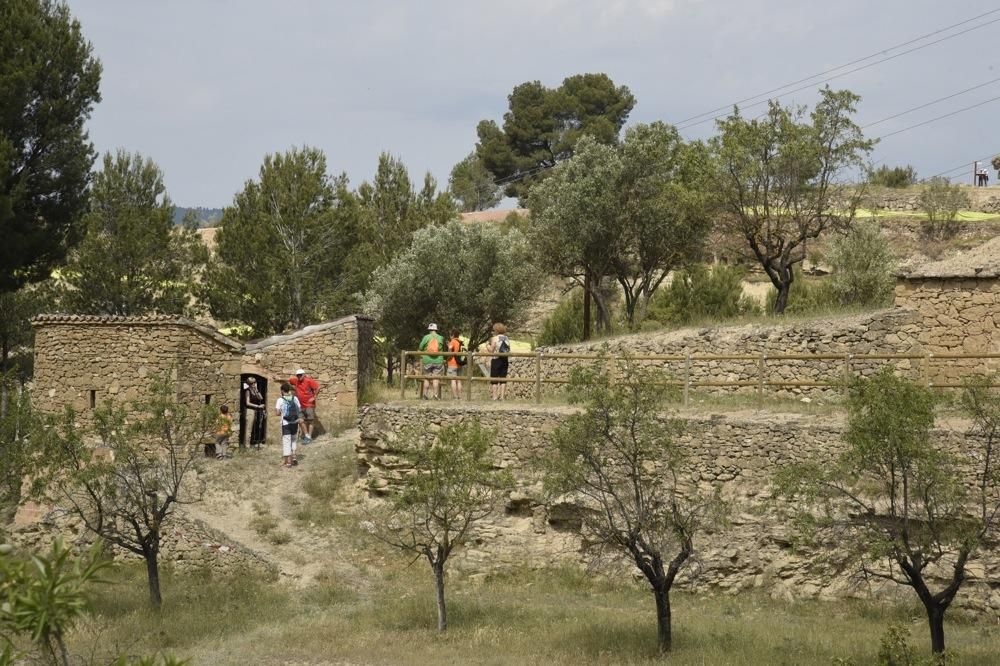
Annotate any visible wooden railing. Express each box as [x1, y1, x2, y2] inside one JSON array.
[[399, 350, 1000, 406]]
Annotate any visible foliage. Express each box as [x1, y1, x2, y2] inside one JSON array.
[[765, 268, 840, 315], [0, 282, 53, 396], [868, 165, 918, 189], [529, 123, 711, 330], [713, 87, 875, 314], [543, 356, 725, 653], [363, 219, 540, 356], [777, 369, 1000, 655], [476, 73, 635, 201], [537, 290, 595, 346], [827, 220, 896, 307], [33, 376, 209, 608], [364, 422, 514, 631], [917, 178, 970, 240], [0, 386, 32, 519], [204, 146, 359, 335], [448, 152, 503, 212], [0, 0, 102, 294], [58, 151, 207, 316], [645, 263, 760, 327], [0, 539, 108, 666]]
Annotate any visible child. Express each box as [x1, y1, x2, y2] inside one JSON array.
[[447, 329, 464, 399], [275, 383, 302, 468], [215, 405, 233, 460]]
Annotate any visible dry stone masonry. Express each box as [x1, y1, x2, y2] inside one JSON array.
[[358, 403, 1000, 616]]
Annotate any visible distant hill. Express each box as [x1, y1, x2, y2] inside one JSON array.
[[174, 206, 223, 227]]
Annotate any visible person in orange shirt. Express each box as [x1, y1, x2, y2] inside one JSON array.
[[446, 329, 464, 400], [215, 404, 233, 460]]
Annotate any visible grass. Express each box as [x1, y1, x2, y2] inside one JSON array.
[[66, 563, 998, 665]]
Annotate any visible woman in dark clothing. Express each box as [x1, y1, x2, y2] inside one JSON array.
[[488, 322, 510, 401], [243, 376, 266, 448]]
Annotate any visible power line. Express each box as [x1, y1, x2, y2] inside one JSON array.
[[861, 76, 1000, 129], [673, 7, 1000, 127], [676, 14, 1000, 131], [875, 93, 1000, 141]]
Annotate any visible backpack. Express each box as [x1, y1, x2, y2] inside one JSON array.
[[283, 397, 300, 422], [498, 335, 510, 354], [427, 336, 440, 354], [455, 340, 467, 366]]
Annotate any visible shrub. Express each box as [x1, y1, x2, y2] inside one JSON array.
[[868, 164, 917, 188], [827, 221, 896, 307], [918, 177, 970, 239], [646, 263, 760, 326], [765, 268, 839, 315], [537, 290, 594, 346]]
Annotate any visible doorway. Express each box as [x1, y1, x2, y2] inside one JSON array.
[[239, 373, 268, 448]]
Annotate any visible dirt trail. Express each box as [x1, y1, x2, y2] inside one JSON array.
[[183, 428, 369, 595]]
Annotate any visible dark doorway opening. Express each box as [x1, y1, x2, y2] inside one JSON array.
[[239, 373, 268, 449]]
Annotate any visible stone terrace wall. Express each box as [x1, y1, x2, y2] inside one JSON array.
[[32, 316, 243, 426], [358, 404, 1000, 615], [506, 310, 927, 400], [244, 315, 374, 425]]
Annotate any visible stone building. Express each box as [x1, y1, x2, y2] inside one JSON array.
[[32, 314, 373, 444], [894, 237, 1000, 383]]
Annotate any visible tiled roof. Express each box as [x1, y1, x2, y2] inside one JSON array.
[[31, 314, 244, 350], [245, 314, 371, 351]]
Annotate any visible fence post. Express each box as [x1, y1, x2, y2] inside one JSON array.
[[466, 352, 474, 401], [923, 353, 932, 387], [399, 350, 407, 400], [842, 353, 852, 395], [683, 353, 691, 407], [535, 352, 542, 404], [757, 351, 766, 407]]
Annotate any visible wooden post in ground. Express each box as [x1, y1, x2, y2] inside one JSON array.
[[466, 352, 474, 401], [757, 352, 766, 408], [535, 352, 542, 404], [842, 353, 852, 395], [683, 353, 691, 407], [399, 350, 407, 400]]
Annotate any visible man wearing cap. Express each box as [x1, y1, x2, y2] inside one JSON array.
[[418, 323, 445, 400], [286, 368, 320, 443]]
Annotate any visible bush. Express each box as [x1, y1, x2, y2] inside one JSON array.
[[646, 263, 760, 326], [918, 177, 970, 239], [868, 164, 917, 188], [537, 290, 594, 346], [828, 221, 896, 307], [765, 268, 840, 315]]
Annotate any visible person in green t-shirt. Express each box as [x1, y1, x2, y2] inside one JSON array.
[[418, 322, 445, 400]]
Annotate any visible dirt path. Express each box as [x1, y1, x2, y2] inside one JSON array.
[[183, 428, 369, 595]]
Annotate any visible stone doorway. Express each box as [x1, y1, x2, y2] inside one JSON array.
[[239, 373, 268, 448]]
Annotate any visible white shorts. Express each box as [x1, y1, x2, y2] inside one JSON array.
[[282, 433, 297, 457]]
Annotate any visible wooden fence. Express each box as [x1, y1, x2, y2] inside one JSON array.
[[399, 350, 1000, 406]]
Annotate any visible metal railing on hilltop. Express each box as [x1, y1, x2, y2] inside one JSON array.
[[400, 349, 1000, 406]]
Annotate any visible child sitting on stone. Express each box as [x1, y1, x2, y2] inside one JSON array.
[[215, 404, 233, 460]]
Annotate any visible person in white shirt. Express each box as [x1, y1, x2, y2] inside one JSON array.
[[274, 382, 302, 468]]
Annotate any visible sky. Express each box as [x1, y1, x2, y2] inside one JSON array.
[[65, 0, 1000, 208]]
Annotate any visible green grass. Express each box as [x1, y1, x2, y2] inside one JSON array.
[[67, 563, 998, 665]]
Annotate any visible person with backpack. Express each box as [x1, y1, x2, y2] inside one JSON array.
[[275, 383, 302, 468], [487, 322, 511, 401], [446, 329, 465, 400], [418, 323, 445, 400]]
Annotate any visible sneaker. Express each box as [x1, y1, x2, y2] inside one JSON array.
[[303, 435, 312, 444], [291, 458, 299, 466]]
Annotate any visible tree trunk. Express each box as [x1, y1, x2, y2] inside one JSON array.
[[1, 337, 9, 420], [653, 585, 672, 653], [925, 603, 946, 654], [433, 561, 447, 632], [386, 352, 395, 386], [145, 548, 162, 608], [583, 271, 592, 341], [772, 281, 790, 314]]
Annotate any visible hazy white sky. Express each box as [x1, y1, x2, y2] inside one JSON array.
[[65, 1, 1000, 207]]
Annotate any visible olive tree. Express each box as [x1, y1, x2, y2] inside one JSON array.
[[543, 357, 725, 653], [364, 422, 513, 631], [777, 369, 1000, 655], [713, 88, 875, 314]]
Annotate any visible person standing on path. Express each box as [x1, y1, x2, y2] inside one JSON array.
[[418, 323, 445, 399], [286, 369, 320, 444], [275, 383, 301, 468], [243, 376, 266, 449], [447, 329, 464, 400], [487, 322, 510, 401]]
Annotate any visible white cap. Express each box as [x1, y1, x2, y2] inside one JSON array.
[[295, 368, 306, 375], [427, 323, 438, 331]]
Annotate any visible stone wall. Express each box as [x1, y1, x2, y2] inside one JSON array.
[[243, 315, 374, 428], [357, 404, 1000, 615], [868, 185, 1000, 214], [505, 310, 927, 401], [32, 316, 243, 427]]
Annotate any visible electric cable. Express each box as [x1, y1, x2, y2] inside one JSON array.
[[674, 7, 1000, 127], [861, 76, 1000, 129]]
